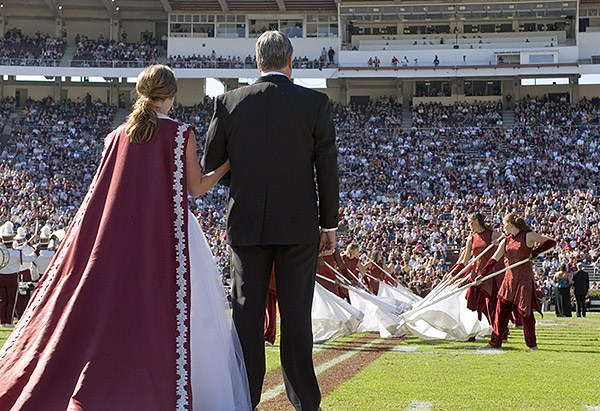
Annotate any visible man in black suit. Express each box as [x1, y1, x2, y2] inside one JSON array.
[[202, 30, 338, 411], [572, 263, 589, 317]]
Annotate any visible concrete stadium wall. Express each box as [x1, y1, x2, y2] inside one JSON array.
[[339, 46, 578, 68], [519, 84, 572, 97], [578, 85, 600, 99], [1, 82, 126, 105], [174, 78, 206, 106], [1, 17, 162, 45], [65, 86, 109, 103], [1, 79, 597, 107], [3, 84, 54, 101], [320, 84, 344, 104], [67, 20, 111, 44], [578, 32, 600, 60], [347, 88, 400, 102], [412, 96, 502, 105], [4, 17, 55, 38], [121, 20, 157, 43]]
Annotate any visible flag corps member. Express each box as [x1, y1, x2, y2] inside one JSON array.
[[460, 213, 505, 327], [479, 214, 556, 350]]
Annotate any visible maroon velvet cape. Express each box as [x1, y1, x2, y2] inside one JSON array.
[[0, 118, 195, 410]]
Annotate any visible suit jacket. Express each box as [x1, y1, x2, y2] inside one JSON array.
[[202, 74, 339, 246], [572, 269, 589, 294]]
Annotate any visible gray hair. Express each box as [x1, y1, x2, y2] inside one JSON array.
[[255, 31, 293, 71]]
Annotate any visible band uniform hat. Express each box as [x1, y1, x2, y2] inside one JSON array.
[[14, 227, 26, 242], [1, 222, 15, 243], [40, 225, 52, 244]]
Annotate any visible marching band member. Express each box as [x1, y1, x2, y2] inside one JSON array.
[[33, 225, 56, 281], [0, 222, 37, 327], [15, 225, 56, 317]]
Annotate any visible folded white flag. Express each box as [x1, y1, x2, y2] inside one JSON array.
[[312, 282, 365, 344]]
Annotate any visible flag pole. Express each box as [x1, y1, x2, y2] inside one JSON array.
[[324, 261, 371, 293], [426, 234, 505, 302], [402, 247, 554, 317], [359, 249, 399, 286]]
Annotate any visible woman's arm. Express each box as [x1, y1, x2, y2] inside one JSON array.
[[186, 130, 230, 198], [357, 260, 366, 276], [526, 231, 551, 248], [527, 232, 557, 258], [333, 249, 346, 270], [489, 238, 507, 262], [458, 236, 473, 265], [491, 230, 502, 243]]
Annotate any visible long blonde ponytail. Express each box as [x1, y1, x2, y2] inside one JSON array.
[[125, 64, 177, 144]]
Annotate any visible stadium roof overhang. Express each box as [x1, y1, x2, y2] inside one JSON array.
[[0, 0, 589, 20], [339, 1, 578, 22], [0, 0, 340, 16]]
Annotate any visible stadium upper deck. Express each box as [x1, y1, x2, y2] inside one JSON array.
[[0, 0, 599, 106]]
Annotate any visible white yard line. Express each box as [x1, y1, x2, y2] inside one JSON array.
[[407, 400, 433, 411], [260, 337, 385, 403], [585, 406, 600, 411]]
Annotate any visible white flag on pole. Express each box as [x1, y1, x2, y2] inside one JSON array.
[[401, 288, 491, 341], [312, 282, 365, 344], [348, 286, 406, 338]]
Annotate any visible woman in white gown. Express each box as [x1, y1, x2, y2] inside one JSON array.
[[0, 65, 251, 410]]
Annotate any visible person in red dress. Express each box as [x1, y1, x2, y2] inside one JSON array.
[[316, 248, 345, 298], [363, 250, 392, 295], [341, 243, 365, 287], [479, 213, 556, 350], [460, 213, 504, 326], [0, 65, 251, 410]]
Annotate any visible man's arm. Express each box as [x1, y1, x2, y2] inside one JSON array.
[[313, 94, 339, 231], [201, 96, 230, 186]]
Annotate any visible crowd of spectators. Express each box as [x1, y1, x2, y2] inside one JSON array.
[[0, 97, 14, 131], [0, 96, 115, 230], [411, 101, 503, 128], [1, 95, 599, 297], [167, 53, 326, 70], [0, 30, 65, 66], [168, 53, 254, 69], [71, 34, 162, 68]]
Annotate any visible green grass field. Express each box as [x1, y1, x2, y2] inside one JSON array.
[[2, 313, 598, 410], [0, 328, 11, 349], [321, 313, 600, 411]]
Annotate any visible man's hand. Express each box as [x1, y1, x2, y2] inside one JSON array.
[[319, 248, 334, 257], [319, 231, 336, 255]]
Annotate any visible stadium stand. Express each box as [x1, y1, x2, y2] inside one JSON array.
[[1, 96, 599, 296], [0, 30, 65, 67]]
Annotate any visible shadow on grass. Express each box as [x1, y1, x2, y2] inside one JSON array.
[[315, 336, 405, 354], [537, 347, 600, 354]]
